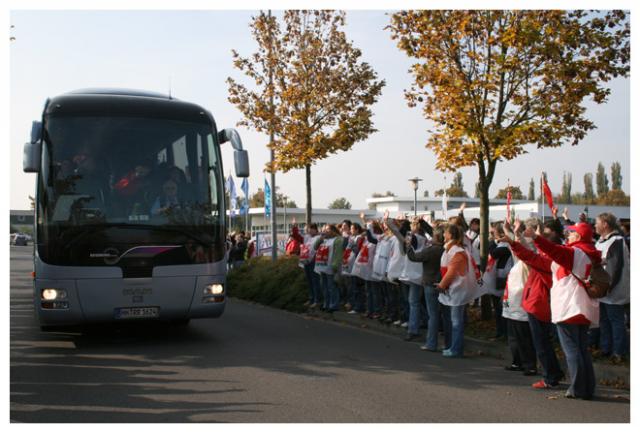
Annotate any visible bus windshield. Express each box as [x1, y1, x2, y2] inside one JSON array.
[[37, 115, 225, 268]]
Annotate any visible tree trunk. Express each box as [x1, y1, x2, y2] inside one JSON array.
[[305, 164, 312, 227], [478, 175, 493, 321]]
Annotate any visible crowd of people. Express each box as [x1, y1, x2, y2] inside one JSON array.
[[279, 206, 630, 401]]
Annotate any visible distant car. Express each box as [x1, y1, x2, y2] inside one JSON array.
[[14, 234, 28, 246]]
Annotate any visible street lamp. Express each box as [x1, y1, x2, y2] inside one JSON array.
[[408, 177, 423, 217]]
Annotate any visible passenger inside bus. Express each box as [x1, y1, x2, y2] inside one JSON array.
[[151, 179, 181, 216]]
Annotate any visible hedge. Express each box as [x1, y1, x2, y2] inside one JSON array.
[[226, 255, 309, 313]]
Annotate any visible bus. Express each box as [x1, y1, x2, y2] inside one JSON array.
[[22, 88, 249, 329]]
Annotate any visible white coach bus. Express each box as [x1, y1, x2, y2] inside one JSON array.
[[23, 88, 249, 330]]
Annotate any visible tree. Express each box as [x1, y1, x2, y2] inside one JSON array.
[[435, 172, 469, 197], [611, 161, 622, 191], [328, 197, 352, 209], [528, 178, 536, 201], [371, 191, 396, 198], [388, 10, 629, 275], [596, 162, 610, 197], [561, 172, 573, 204], [495, 186, 524, 200], [249, 187, 297, 208], [597, 189, 630, 206], [228, 10, 385, 226], [583, 173, 595, 203]]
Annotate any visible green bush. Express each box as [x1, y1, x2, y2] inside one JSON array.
[[227, 255, 309, 312]]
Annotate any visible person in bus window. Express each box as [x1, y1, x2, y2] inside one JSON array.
[[151, 179, 181, 216]]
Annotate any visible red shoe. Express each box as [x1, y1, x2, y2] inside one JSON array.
[[532, 380, 556, 389]]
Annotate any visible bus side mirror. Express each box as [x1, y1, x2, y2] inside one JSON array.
[[219, 128, 249, 177], [23, 121, 42, 173], [234, 150, 250, 178]]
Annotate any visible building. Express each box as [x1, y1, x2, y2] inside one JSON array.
[[365, 196, 630, 223], [10, 210, 35, 233], [229, 207, 378, 235]]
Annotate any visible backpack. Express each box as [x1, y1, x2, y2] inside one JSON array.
[[572, 260, 611, 299]]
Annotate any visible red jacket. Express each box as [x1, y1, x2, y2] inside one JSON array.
[[533, 235, 602, 325], [286, 226, 303, 256], [510, 241, 553, 323]]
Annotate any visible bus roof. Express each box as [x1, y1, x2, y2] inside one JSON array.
[[46, 88, 214, 125], [67, 88, 172, 100]]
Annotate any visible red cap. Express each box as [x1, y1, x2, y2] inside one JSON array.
[[566, 222, 593, 242]]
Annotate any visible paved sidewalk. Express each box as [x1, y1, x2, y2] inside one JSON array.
[[305, 308, 630, 389]]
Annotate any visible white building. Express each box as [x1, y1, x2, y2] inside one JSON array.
[[230, 196, 629, 235], [365, 196, 630, 222]]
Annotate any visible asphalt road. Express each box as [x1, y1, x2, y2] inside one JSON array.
[[10, 246, 630, 422]]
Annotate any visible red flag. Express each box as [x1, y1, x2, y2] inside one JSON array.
[[543, 178, 554, 211]]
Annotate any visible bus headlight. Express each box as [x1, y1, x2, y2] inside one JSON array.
[[203, 284, 224, 296], [41, 288, 67, 301]]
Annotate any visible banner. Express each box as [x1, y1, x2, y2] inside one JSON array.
[[264, 178, 271, 219], [240, 178, 249, 215], [227, 175, 237, 218]]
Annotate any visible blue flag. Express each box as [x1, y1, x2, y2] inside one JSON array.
[[264, 178, 271, 219], [240, 178, 249, 215], [227, 175, 237, 218]]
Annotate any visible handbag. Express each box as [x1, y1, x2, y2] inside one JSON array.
[[571, 260, 611, 299]]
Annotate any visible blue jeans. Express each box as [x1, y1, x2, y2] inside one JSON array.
[[599, 303, 629, 356], [388, 282, 401, 321], [424, 285, 441, 350], [556, 323, 596, 399], [304, 263, 321, 304], [349, 276, 365, 312], [320, 272, 340, 311], [447, 305, 466, 356], [528, 313, 564, 385], [408, 282, 423, 335], [400, 283, 411, 322], [366, 280, 381, 314]]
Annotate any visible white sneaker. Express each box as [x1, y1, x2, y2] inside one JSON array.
[[347, 310, 358, 315], [400, 322, 409, 328], [393, 320, 402, 326]]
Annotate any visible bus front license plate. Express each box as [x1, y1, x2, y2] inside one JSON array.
[[115, 307, 160, 320]]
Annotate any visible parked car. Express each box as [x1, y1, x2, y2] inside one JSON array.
[[13, 234, 28, 246]]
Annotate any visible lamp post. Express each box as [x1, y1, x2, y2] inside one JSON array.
[[409, 177, 423, 217]]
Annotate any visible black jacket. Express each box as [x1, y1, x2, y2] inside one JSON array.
[[407, 243, 445, 286]]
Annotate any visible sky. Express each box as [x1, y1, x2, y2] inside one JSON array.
[[8, 8, 632, 211]]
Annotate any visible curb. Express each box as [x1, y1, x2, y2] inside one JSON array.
[[306, 308, 630, 389]]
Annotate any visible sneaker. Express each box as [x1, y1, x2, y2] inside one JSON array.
[[532, 380, 556, 389], [309, 303, 318, 309], [403, 334, 420, 342], [303, 301, 311, 307], [344, 303, 352, 311], [400, 322, 409, 328], [347, 310, 358, 315], [443, 350, 462, 358], [420, 345, 438, 352], [371, 313, 381, 319], [504, 364, 524, 372], [393, 320, 402, 326], [523, 369, 538, 376]]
